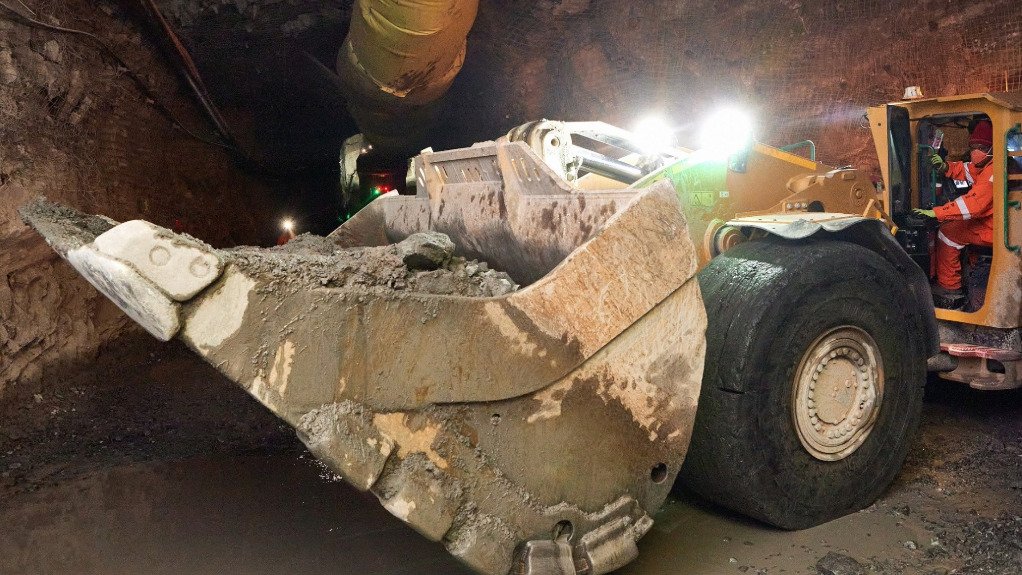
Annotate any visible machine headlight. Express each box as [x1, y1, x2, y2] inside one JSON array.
[[700, 108, 755, 157], [633, 116, 675, 154]]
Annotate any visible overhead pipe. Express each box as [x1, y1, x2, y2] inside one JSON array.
[[337, 0, 479, 158]]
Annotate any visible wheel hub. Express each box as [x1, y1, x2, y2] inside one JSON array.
[[793, 326, 884, 461]]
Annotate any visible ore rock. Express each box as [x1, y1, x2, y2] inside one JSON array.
[[398, 231, 455, 271], [815, 551, 865, 575]]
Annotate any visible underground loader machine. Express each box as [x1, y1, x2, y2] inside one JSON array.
[[56, 93, 1022, 573]]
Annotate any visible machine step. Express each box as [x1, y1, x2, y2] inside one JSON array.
[[940, 343, 1022, 362], [938, 343, 1022, 391]]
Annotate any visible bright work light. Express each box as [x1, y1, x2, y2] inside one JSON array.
[[633, 116, 675, 153], [700, 108, 754, 156]]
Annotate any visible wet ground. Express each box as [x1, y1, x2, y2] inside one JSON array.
[[1, 333, 1020, 575]]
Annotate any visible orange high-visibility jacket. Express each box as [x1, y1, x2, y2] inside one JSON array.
[[934, 160, 995, 225]]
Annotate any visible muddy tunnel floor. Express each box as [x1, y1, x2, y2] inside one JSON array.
[[0, 335, 1020, 575]]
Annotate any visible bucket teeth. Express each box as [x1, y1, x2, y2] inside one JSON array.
[[66, 244, 183, 341], [91, 220, 223, 301], [21, 200, 223, 341]]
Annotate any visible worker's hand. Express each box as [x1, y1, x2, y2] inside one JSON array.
[[929, 152, 947, 174], [913, 208, 936, 219]]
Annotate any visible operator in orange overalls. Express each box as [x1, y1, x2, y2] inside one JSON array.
[[914, 119, 995, 302]]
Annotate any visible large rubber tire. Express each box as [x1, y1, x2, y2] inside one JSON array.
[[678, 238, 928, 529]]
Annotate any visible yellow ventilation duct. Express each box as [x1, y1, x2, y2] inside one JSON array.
[[338, 0, 479, 157]]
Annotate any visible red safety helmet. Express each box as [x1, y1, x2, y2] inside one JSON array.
[[969, 119, 993, 148]]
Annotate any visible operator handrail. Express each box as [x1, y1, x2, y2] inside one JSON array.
[[780, 140, 817, 161], [1004, 124, 1021, 253]]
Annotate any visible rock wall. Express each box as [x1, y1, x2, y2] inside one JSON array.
[[0, 1, 274, 402]]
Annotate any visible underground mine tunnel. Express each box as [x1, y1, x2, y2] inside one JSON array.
[[2, 1, 1022, 574]]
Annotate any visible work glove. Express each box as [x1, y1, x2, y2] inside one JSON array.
[[913, 208, 936, 219], [929, 152, 947, 174]]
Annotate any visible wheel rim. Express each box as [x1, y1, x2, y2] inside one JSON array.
[[792, 326, 884, 462]]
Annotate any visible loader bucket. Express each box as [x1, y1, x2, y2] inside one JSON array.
[[22, 139, 706, 575]]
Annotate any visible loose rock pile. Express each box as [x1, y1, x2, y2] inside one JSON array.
[[221, 230, 520, 298]]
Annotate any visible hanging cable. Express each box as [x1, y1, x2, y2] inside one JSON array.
[[0, 0, 233, 151], [136, 0, 238, 150]]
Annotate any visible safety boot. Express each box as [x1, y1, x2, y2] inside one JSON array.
[[931, 284, 966, 310]]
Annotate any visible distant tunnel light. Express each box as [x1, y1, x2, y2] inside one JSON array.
[[633, 116, 675, 153], [281, 218, 295, 233], [700, 108, 755, 156]]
